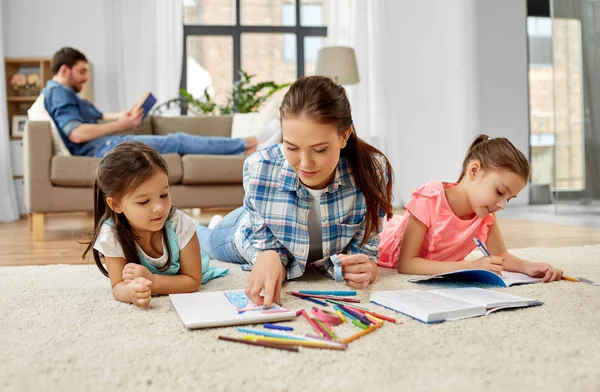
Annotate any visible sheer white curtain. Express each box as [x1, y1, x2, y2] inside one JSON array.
[[103, 0, 183, 111], [327, 1, 392, 154], [327, 1, 521, 206], [0, 5, 20, 223]]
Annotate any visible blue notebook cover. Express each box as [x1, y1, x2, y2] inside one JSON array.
[[408, 269, 541, 287]]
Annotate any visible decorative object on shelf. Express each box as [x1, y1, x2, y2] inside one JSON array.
[[9, 72, 41, 96], [179, 70, 290, 116], [11, 115, 28, 137]]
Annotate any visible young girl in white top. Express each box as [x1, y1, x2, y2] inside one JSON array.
[[82, 141, 227, 307]]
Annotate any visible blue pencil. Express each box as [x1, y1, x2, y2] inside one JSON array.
[[237, 327, 307, 341], [299, 296, 328, 307], [298, 290, 357, 296], [263, 323, 294, 331]]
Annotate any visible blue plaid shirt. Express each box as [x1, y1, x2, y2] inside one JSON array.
[[235, 144, 387, 280]]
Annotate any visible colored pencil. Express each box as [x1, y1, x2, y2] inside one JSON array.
[[325, 298, 369, 308], [243, 336, 346, 350], [288, 292, 361, 303], [312, 318, 333, 340], [338, 304, 372, 326], [364, 313, 383, 325], [363, 310, 397, 324], [237, 327, 307, 341], [342, 304, 398, 324], [298, 290, 357, 296], [562, 276, 579, 282], [263, 323, 294, 331], [335, 310, 346, 323], [334, 305, 358, 322], [300, 309, 324, 337], [314, 318, 337, 340], [217, 336, 299, 352], [298, 296, 328, 306], [341, 322, 383, 344], [352, 319, 369, 330]]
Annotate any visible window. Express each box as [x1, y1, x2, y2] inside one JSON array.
[[527, 16, 585, 191], [182, 0, 328, 99]]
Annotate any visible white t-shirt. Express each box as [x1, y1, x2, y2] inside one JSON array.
[[93, 209, 197, 269], [306, 187, 325, 262]]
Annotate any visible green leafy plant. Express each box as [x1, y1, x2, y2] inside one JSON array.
[[179, 88, 217, 115], [180, 70, 290, 115]]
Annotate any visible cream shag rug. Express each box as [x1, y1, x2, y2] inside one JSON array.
[[1, 246, 599, 392]]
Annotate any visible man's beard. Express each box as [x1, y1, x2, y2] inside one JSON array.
[[68, 76, 82, 92]]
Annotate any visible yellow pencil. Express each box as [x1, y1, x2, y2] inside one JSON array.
[[364, 313, 384, 325], [340, 322, 383, 345], [242, 335, 346, 350], [562, 276, 579, 282], [335, 310, 346, 323]]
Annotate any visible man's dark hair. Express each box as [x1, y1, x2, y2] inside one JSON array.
[[51, 47, 87, 75]]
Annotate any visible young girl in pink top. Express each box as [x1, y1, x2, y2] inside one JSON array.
[[379, 134, 563, 282]]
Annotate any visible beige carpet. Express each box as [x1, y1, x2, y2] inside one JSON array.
[[1, 246, 599, 392]]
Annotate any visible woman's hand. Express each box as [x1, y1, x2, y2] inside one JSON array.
[[246, 251, 286, 307], [339, 254, 376, 289], [523, 262, 563, 283], [122, 263, 153, 283], [127, 277, 152, 308], [469, 256, 505, 274]]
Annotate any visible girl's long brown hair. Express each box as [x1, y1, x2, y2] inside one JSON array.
[[458, 134, 530, 182], [280, 76, 394, 246], [82, 141, 174, 277]]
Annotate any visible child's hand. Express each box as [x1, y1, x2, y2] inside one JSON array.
[[524, 262, 563, 282], [122, 263, 153, 283], [246, 251, 286, 307], [339, 254, 374, 289], [470, 256, 504, 274], [127, 277, 152, 308]]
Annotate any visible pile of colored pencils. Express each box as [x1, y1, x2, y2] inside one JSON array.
[[216, 290, 399, 352]]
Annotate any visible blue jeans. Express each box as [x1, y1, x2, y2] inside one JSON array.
[[93, 133, 247, 157], [197, 207, 247, 263]]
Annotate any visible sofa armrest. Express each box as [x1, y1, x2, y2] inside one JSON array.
[[24, 121, 54, 213]]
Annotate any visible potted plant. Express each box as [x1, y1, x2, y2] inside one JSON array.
[[180, 70, 290, 116]]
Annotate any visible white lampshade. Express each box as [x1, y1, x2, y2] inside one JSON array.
[[314, 46, 360, 85]]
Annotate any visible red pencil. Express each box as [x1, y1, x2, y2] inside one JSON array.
[[301, 309, 324, 337]]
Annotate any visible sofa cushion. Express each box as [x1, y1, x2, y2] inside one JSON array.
[[152, 116, 233, 137], [50, 153, 183, 187], [181, 155, 244, 185]]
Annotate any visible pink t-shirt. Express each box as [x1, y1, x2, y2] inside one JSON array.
[[378, 182, 495, 268]]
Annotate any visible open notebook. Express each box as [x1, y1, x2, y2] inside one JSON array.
[[408, 269, 542, 287], [370, 288, 542, 324], [170, 290, 297, 329]]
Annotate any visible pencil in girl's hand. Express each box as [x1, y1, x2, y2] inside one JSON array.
[[217, 336, 299, 352]]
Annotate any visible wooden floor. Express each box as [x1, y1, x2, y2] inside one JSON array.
[[1, 210, 600, 267]]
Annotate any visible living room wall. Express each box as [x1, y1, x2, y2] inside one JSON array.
[[1, 0, 114, 110], [373, 0, 530, 205]]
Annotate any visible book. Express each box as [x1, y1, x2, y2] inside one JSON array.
[[408, 269, 542, 287], [170, 290, 297, 329], [370, 288, 542, 324], [130, 91, 157, 120]]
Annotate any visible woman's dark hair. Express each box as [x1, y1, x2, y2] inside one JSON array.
[[82, 141, 173, 277], [279, 76, 394, 246], [51, 47, 88, 75], [458, 134, 530, 182]]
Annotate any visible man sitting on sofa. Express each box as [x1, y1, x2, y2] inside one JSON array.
[[43, 47, 277, 158]]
